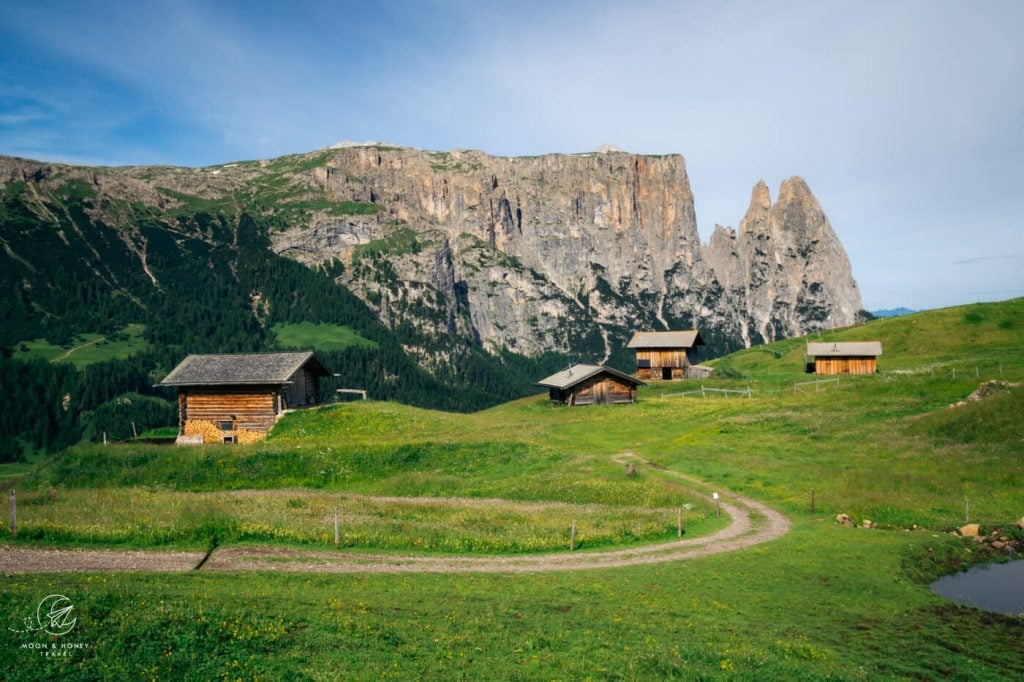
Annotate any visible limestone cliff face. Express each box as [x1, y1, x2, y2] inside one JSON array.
[[1, 145, 862, 362], [273, 146, 861, 356], [700, 178, 862, 345]]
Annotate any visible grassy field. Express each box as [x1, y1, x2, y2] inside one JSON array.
[[272, 322, 379, 351], [1, 299, 1022, 679], [9, 323, 148, 368]]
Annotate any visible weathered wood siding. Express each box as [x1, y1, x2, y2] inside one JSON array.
[[282, 368, 321, 407], [181, 386, 280, 432], [635, 349, 690, 369], [814, 357, 877, 375], [636, 367, 684, 380], [569, 375, 636, 405], [635, 347, 697, 380]]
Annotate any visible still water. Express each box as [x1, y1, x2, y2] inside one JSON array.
[[930, 560, 1024, 617]]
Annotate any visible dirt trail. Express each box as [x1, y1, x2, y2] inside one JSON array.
[[0, 454, 790, 575]]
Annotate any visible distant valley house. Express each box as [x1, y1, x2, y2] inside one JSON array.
[[805, 342, 882, 375], [537, 364, 644, 406], [158, 351, 331, 444], [627, 330, 708, 380]]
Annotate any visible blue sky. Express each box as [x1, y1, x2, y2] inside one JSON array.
[[2, 0, 1023, 311]]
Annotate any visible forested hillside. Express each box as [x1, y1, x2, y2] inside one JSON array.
[[0, 175, 570, 461]]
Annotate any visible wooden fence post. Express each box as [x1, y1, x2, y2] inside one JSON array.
[[810, 489, 816, 513], [677, 508, 682, 538], [8, 489, 15, 539], [964, 499, 969, 523], [570, 520, 576, 551], [103, 431, 107, 445], [131, 421, 138, 438], [334, 506, 340, 549]]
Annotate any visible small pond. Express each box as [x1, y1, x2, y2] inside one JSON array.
[[930, 560, 1024, 617]]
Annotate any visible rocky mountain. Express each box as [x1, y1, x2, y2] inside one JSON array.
[[1, 145, 863, 370], [269, 146, 862, 360]]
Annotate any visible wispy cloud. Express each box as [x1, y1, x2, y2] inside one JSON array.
[[953, 254, 1024, 266]]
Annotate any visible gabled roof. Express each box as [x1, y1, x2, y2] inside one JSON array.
[[806, 342, 883, 357], [158, 351, 330, 387], [536, 364, 645, 390], [627, 330, 704, 349]]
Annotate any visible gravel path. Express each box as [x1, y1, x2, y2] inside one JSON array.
[[0, 454, 790, 575]]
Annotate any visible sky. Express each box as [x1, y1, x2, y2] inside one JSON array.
[[2, 0, 1022, 312]]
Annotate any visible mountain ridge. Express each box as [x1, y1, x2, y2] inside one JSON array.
[[1, 144, 863, 362]]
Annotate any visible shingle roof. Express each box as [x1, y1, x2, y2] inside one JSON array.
[[806, 342, 883, 357], [158, 351, 330, 387], [536, 364, 645, 390], [626, 330, 704, 349]]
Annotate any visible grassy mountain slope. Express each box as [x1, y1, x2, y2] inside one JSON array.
[[2, 299, 1022, 679]]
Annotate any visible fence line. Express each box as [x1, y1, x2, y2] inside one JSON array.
[[662, 385, 753, 399], [793, 377, 840, 394]]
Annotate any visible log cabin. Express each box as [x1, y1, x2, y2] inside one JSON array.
[[536, 364, 645, 406], [627, 330, 705, 380], [805, 342, 882, 375], [158, 351, 331, 444]]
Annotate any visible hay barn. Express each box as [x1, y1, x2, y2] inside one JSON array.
[[158, 351, 331, 444], [627, 330, 705, 380], [536, 364, 645, 406], [805, 342, 882, 375]]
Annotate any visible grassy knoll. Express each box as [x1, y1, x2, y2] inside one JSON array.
[[1, 299, 1022, 678], [272, 321, 379, 351], [9, 323, 148, 368]]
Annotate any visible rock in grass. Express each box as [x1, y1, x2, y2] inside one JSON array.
[[959, 523, 981, 537], [836, 514, 854, 527], [1016, 517, 1024, 530], [861, 519, 875, 529]]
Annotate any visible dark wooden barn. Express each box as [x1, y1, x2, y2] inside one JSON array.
[[536, 364, 645, 406], [805, 342, 882, 375], [627, 330, 705, 380], [158, 351, 331, 444]]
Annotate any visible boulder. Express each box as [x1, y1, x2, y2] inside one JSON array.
[[861, 519, 875, 529], [836, 514, 854, 527], [992, 540, 1006, 550], [959, 523, 980, 537], [1016, 517, 1024, 530]]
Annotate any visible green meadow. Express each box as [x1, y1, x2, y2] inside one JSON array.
[[2, 299, 1023, 679], [10, 323, 148, 368], [272, 321, 379, 351]]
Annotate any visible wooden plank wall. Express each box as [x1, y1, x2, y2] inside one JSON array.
[[283, 368, 322, 407], [183, 387, 280, 431], [814, 357, 877, 375], [571, 375, 636, 405], [635, 349, 689, 369], [637, 366, 684, 380]]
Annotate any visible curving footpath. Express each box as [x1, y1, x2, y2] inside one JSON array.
[[0, 454, 789, 575]]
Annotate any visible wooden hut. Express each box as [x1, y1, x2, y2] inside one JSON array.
[[158, 351, 331, 444], [627, 330, 705, 380], [805, 342, 882, 375], [536, 364, 645, 406]]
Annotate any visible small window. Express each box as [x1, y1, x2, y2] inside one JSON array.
[[222, 435, 236, 444], [218, 421, 233, 431]]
